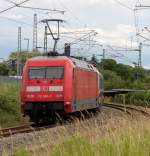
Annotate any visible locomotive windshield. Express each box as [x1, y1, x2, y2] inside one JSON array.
[[29, 66, 64, 79]]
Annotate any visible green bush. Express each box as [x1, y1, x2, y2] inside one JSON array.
[[126, 91, 150, 106], [114, 91, 150, 107]]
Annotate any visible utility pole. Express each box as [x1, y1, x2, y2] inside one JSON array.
[[33, 13, 37, 52], [24, 38, 30, 52], [102, 49, 105, 59], [101, 49, 106, 71], [98, 48, 105, 71], [24, 38, 30, 60], [138, 42, 142, 67], [17, 27, 21, 76], [44, 26, 48, 54]]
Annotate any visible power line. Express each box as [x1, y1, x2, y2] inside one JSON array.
[[5, 0, 65, 14], [136, 5, 150, 10], [106, 50, 135, 64], [113, 0, 134, 11], [57, 0, 86, 25], [18, 5, 65, 14], [137, 33, 150, 42], [0, 0, 30, 14], [4, 0, 48, 20]]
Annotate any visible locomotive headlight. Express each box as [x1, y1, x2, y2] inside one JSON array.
[[26, 86, 40, 92], [65, 102, 71, 105]]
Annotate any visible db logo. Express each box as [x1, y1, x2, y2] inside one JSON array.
[[41, 86, 49, 92]]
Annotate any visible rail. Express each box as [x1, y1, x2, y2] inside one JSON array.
[[0, 124, 56, 138], [103, 102, 150, 117]]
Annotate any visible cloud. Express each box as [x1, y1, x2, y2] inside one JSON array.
[[1, 14, 23, 20], [77, 0, 115, 6], [143, 65, 150, 69], [94, 24, 137, 47]]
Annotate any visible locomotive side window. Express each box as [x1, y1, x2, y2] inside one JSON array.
[[46, 67, 64, 79], [29, 66, 64, 79]]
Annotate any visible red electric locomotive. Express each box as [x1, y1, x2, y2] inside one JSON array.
[[21, 56, 104, 123]]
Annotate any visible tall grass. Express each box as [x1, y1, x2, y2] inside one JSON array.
[[0, 82, 21, 128], [51, 118, 150, 156], [11, 116, 150, 156]]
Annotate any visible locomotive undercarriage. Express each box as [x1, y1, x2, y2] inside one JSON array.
[[23, 99, 103, 124], [24, 102, 64, 124]]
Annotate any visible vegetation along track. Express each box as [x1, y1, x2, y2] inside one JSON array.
[[103, 102, 150, 117], [1, 103, 150, 138]]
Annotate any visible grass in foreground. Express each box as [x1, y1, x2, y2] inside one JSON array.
[[0, 82, 21, 128], [10, 116, 150, 156]]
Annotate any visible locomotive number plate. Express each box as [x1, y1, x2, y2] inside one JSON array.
[[41, 86, 49, 92]]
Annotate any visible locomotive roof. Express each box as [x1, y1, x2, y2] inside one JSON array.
[[28, 56, 68, 61], [27, 56, 98, 72], [70, 57, 95, 71]]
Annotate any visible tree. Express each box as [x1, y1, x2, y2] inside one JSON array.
[[115, 63, 133, 80], [9, 51, 42, 65], [103, 70, 125, 90], [9, 51, 42, 75], [0, 62, 9, 75], [132, 67, 145, 81], [100, 59, 117, 71]]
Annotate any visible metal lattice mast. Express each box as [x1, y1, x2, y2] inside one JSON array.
[[17, 27, 21, 76], [33, 13, 37, 52], [138, 42, 142, 67], [44, 26, 48, 54]]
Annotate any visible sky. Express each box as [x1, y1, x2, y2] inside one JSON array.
[[0, 0, 150, 68]]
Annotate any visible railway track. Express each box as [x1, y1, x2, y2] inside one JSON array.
[[103, 102, 150, 117], [0, 125, 32, 137], [0, 124, 56, 138]]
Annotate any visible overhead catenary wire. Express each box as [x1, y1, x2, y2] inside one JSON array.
[[5, 0, 65, 14], [57, 0, 87, 26], [105, 50, 135, 64], [113, 0, 134, 11], [0, 0, 31, 14], [137, 33, 150, 42], [0, 0, 66, 36], [113, 0, 141, 48], [135, 1, 150, 11], [4, 0, 46, 20]]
